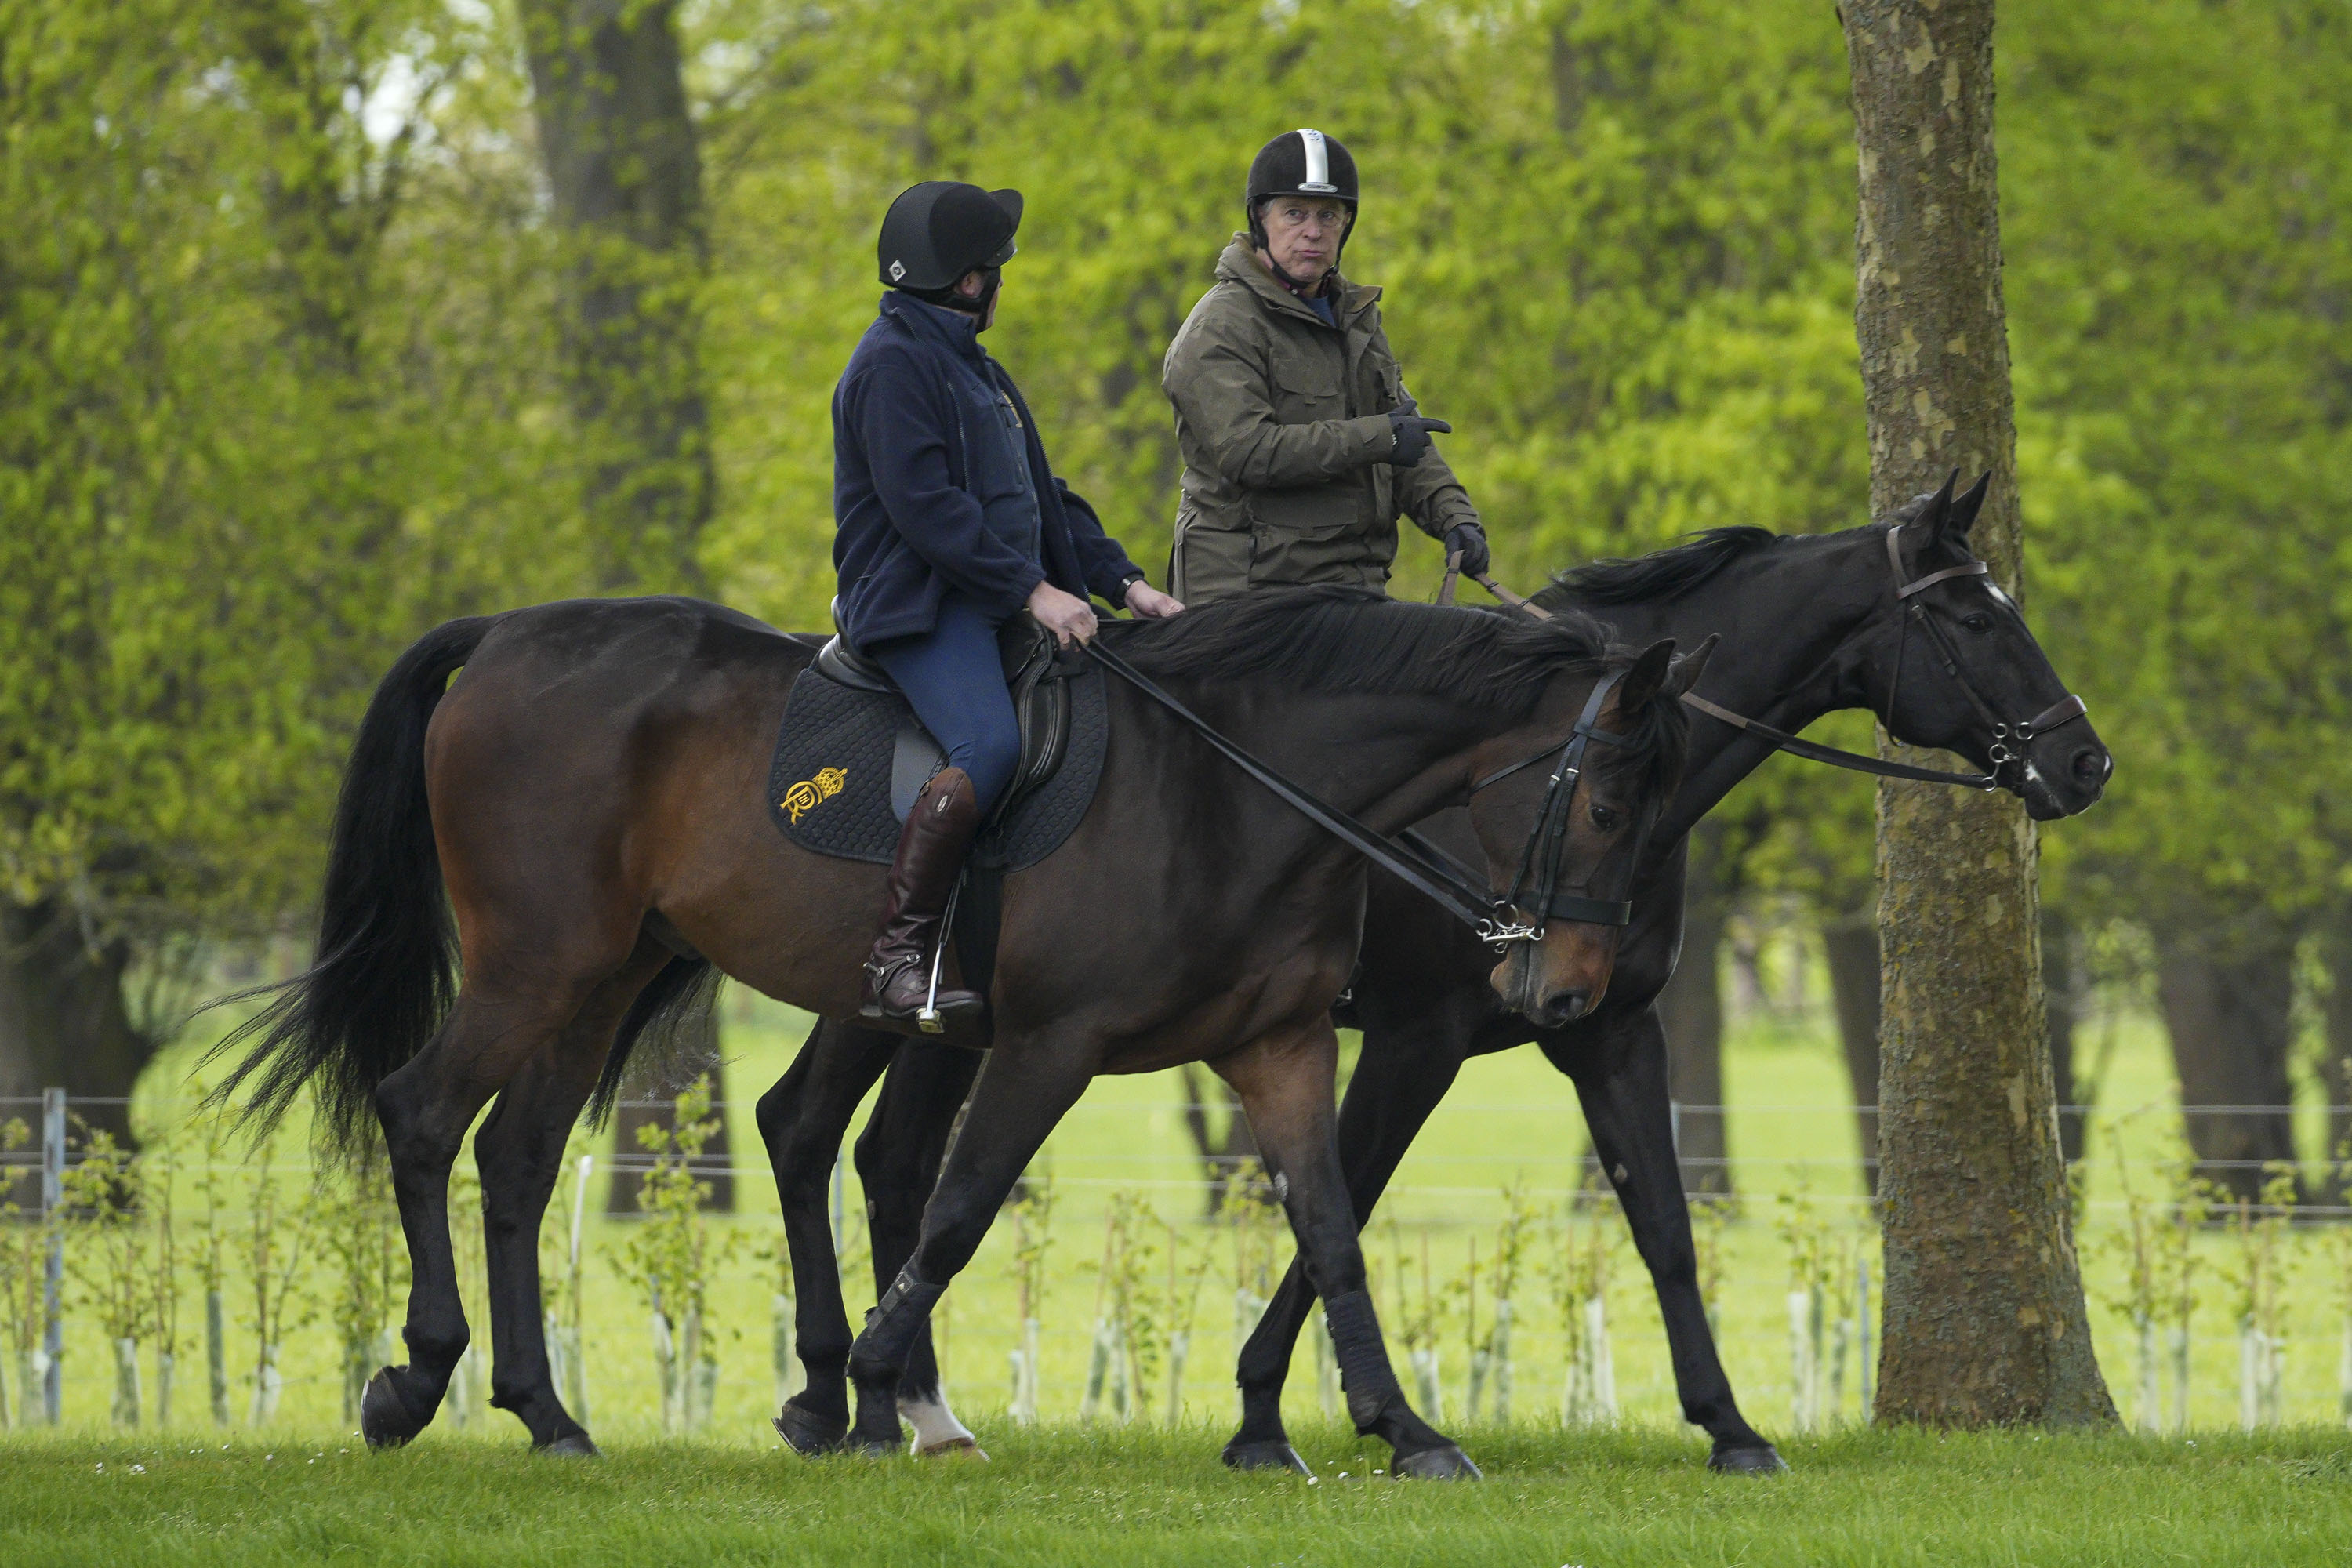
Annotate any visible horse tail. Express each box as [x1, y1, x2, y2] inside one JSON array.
[[584, 954, 724, 1129], [209, 615, 497, 1153]]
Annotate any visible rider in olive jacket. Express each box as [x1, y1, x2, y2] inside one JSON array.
[[1161, 130, 1485, 603]]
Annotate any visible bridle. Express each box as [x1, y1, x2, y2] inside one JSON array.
[[1468, 527, 2091, 793], [1084, 641, 1645, 953], [1874, 524, 2089, 782]]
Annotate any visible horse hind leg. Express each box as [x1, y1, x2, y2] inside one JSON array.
[[855, 1040, 985, 1459], [364, 985, 581, 1448], [757, 1016, 899, 1456], [472, 946, 672, 1454]]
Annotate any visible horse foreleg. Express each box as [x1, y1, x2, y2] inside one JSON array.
[[1217, 1017, 1478, 1480], [472, 949, 666, 1454], [845, 1038, 1091, 1454], [756, 1016, 898, 1455], [1556, 1006, 1783, 1472], [855, 1039, 985, 1457], [1229, 1004, 1474, 1471]]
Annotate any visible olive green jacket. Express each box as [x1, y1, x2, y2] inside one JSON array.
[[1161, 236, 1479, 603]]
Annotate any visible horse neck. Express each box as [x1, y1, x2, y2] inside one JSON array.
[[1560, 531, 1887, 839]]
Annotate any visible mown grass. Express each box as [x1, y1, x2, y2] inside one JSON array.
[[4, 1421, 2349, 1567]]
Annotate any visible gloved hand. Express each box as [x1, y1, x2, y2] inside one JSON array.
[[1443, 522, 1490, 579], [1387, 394, 1452, 468]]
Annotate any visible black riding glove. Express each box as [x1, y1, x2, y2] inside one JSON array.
[[1443, 523, 1490, 578], [1386, 395, 1452, 468]]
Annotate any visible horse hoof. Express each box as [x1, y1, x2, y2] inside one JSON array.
[[1710, 1443, 1787, 1475], [773, 1402, 851, 1457], [359, 1367, 428, 1450], [538, 1433, 600, 1458], [847, 1433, 902, 1458], [1222, 1438, 1312, 1475], [915, 1436, 989, 1461], [1392, 1444, 1482, 1480]]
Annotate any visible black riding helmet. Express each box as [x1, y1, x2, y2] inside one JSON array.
[[877, 180, 1023, 299], [1245, 129, 1359, 264]]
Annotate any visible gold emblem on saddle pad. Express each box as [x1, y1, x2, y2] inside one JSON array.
[[781, 766, 848, 824]]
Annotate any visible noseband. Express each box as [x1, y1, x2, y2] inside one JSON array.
[[1880, 525, 2089, 781]]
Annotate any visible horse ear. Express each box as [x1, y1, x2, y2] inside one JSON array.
[[1915, 470, 1959, 543], [1613, 639, 1678, 714], [1665, 633, 1720, 699], [1946, 471, 1992, 540]]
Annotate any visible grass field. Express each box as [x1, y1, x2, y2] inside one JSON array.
[[5, 1425, 2350, 1566]]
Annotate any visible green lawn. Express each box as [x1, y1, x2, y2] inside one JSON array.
[[4, 1425, 2348, 1566]]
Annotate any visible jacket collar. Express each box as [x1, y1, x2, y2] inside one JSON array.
[[1214, 235, 1379, 327], [880, 289, 987, 361]]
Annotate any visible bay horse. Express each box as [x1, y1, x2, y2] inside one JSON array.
[[780, 476, 2112, 1472], [216, 586, 1704, 1475]]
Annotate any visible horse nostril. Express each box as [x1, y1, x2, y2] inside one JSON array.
[[1545, 990, 1591, 1025], [2072, 747, 2108, 786]]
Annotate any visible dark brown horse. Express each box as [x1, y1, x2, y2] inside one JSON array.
[[772, 477, 2113, 1473], [218, 587, 1704, 1474]]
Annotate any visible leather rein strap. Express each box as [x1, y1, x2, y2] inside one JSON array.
[[1465, 526, 2088, 792], [1085, 639, 1628, 944]]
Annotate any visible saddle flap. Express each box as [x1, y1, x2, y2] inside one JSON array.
[[891, 717, 949, 822]]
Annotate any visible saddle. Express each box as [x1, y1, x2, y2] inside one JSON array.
[[766, 606, 1108, 873], [810, 605, 1076, 826]]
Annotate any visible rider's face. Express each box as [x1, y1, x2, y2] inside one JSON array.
[[1258, 199, 1351, 291], [952, 267, 1001, 330]]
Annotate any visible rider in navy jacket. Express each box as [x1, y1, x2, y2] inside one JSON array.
[[832, 292, 1142, 649], [837, 181, 1181, 1033]]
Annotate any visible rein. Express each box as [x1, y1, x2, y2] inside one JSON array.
[[1085, 639, 1630, 947], [1457, 527, 2088, 791]]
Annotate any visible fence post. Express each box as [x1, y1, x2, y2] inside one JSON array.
[[41, 1087, 65, 1425], [1668, 1099, 1682, 1156]]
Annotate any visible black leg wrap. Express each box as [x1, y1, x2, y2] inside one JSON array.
[[1323, 1290, 1403, 1432], [849, 1265, 946, 1379]]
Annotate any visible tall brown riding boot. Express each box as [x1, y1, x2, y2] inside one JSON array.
[[858, 766, 985, 1033]]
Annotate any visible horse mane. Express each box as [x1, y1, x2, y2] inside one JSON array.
[[1547, 526, 1782, 606], [1106, 586, 1689, 801], [1106, 586, 1613, 715]]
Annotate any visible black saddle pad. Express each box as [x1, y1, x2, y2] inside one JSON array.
[[767, 662, 1107, 871]]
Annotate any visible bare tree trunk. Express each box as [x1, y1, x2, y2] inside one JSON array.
[[2042, 908, 2086, 1163], [521, 2, 728, 1209], [1844, 0, 2113, 1428], [0, 898, 153, 1158], [2319, 908, 2352, 1201], [608, 1004, 735, 1214], [2153, 913, 2298, 1204], [1820, 913, 1880, 1196], [521, 0, 715, 593], [1657, 821, 1733, 1195]]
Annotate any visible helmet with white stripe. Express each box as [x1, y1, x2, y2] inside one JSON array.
[[1246, 129, 1359, 260]]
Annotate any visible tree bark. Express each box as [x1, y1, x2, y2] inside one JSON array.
[[607, 1004, 735, 1214], [1844, 0, 2113, 1427], [2318, 908, 2352, 1202], [2042, 908, 2086, 1163], [521, 0, 715, 593], [2153, 912, 2298, 1204], [1657, 820, 1734, 1195], [0, 898, 153, 1156], [1820, 912, 1881, 1196]]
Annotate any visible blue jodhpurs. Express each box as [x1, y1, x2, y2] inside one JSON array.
[[868, 591, 1022, 815]]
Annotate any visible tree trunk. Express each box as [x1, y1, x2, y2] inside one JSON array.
[[2153, 913, 2298, 1204], [0, 898, 153, 1159], [1844, 0, 2113, 1428], [1657, 821, 1734, 1195], [1820, 913, 1881, 1196], [521, 0, 714, 593], [2042, 908, 2085, 1163], [607, 1004, 735, 1214], [2318, 908, 2352, 1202]]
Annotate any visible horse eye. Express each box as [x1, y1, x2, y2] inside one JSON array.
[[1588, 804, 1620, 833], [1962, 613, 1993, 634]]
